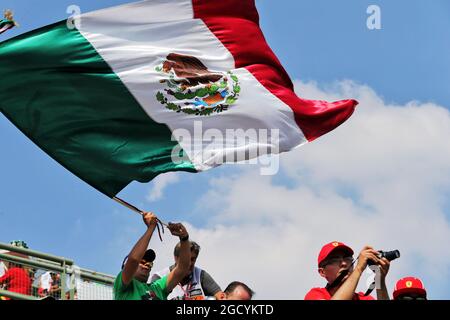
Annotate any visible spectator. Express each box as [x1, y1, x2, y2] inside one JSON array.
[[65, 289, 78, 300], [305, 241, 391, 300], [0, 252, 32, 299], [150, 241, 223, 300], [220, 281, 254, 300], [35, 270, 52, 297], [0, 256, 7, 297], [114, 212, 191, 300], [49, 272, 62, 299], [393, 277, 427, 300], [0, 259, 7, 278]]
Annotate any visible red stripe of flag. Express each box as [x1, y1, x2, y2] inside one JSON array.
[[193, 0, 357, 141]]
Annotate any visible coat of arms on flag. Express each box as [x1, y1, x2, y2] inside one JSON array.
[[155, 53, 240, 116]]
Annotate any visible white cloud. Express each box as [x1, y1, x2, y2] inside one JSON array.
[[147, 172, 180, 202], [146, 80, 450, 299]]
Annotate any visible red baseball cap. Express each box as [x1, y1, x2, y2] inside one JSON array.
[[393, 277, 427, 299], [318, 241, 354, 267]]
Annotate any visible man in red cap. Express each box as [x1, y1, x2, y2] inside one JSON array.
[[305, 241, 391, 300], [393, 277, 427, 300]]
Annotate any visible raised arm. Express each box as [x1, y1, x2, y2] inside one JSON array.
[[121, 212, 158, 286], [376, 258, 391, 300], [165, 223, 191, 293]]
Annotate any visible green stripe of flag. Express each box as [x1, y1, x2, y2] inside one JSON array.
[[0, 21, 196, 197]]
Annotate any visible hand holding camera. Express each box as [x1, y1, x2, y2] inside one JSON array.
[[355, 246, 380, 272], [367, 250, 400, 266], [367, 249, 399, 279], [355, 247, 400, 271]]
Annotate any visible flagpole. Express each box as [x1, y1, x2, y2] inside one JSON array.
[[112, 196, 169, 227]]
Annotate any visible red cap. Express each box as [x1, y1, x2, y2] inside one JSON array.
[[393, 277, 426, 299], [318, 241, 354, 267]]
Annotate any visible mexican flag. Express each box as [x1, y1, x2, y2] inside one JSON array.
[[0, 0, 357, 197], [0, 19, 14, 35], [0, 10, 17, 35]]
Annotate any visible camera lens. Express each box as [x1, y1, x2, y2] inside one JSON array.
[[367, 250, 400, 266], [380, 250, 400, 262]]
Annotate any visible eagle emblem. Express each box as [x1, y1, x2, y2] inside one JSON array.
[[155, 53, 240, 116]]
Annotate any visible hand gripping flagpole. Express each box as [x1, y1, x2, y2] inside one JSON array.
[[113, 196, 168, 241]]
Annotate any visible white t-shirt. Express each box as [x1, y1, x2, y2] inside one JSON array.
[[39, 271, 52, 291], [0, 261, 6, 277]]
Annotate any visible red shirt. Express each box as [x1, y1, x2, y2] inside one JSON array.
[[0, 267, 32, 296], [305, 287, 375, 300]]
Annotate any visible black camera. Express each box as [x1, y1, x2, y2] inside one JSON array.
[[367, 250, 400, 266]]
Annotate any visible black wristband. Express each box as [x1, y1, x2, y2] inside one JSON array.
[[180, 235, 189, 242]]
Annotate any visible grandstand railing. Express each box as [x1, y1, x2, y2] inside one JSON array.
[[0, 242, 114, 300]]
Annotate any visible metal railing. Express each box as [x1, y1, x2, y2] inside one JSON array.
[[0, 242, 114, 300]]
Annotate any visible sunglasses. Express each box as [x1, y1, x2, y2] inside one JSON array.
[[140, 260, 153, 268], [396, 295, 426, 301], [121, 255, 154, 269], [322, 256, 354, 267]]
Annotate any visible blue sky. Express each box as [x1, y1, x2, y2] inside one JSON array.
[[1, 0, 449, 299]]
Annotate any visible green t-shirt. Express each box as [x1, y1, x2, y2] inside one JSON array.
[[114, 271, 169, 300]]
